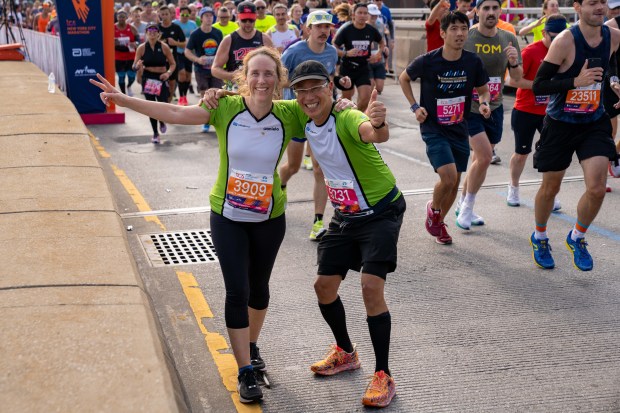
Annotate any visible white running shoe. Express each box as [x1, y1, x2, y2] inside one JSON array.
[[507, 185, 520, 207], [552, 197, 562, 212], [303, 155, 313, 170], [456, 203, 473, 230], [610, 159, 620, 178], [455, 200, 485, 226], [491, 150, 501, 165]]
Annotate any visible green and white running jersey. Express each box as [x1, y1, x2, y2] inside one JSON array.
[[303, 107, 398, 215], [204, 96, 304, 222]]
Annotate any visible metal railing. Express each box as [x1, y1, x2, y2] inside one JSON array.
[[391, 6, 578, 21], [0, 27, 65, 92]]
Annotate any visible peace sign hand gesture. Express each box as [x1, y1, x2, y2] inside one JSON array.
[[89, 73, 130, 107]]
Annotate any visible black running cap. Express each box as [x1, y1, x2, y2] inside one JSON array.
[[289, 61, 330, 87]]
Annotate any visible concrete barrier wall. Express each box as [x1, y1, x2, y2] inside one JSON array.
[[0, 62, 185, 412]]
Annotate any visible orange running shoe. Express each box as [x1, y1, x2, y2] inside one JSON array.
[[310, 344, 361, 376], [361, 370, 396, 408]]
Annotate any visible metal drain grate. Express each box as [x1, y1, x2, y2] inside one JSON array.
[[139, 230, 218, 267]]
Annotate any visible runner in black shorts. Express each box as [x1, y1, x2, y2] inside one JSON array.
[[288, 61, 405, 408], [400, 11, 490, 245], [132, 23, 176, 143], [333, 3, 388, 112], [507, 15, 567, 208], [530, 3, 620, 271], [158, 5, 186, 102]]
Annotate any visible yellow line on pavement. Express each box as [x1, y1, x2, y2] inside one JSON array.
[[88, 131, 111, 158], [92, 132, 252, 411], [110, 164, 165, 230], [177, 271, 261, 413]]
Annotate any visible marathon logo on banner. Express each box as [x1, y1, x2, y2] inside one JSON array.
[[57, 0, 106, 114]]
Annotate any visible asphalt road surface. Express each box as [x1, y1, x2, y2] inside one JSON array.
[[89, 80, 620, 413]]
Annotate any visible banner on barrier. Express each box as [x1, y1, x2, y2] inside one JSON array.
[[56, 0, 106, 114]]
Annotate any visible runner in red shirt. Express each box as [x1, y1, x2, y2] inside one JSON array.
[[425, 0, 450, 51], [507, 15, 567, 207], [114, 10, 139, 96]]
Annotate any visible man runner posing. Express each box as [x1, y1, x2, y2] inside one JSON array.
[[529, 0, 620, 271], [400, 11, 491, 245], [290, 61, 405, 408], [456, 0, 523, 230]]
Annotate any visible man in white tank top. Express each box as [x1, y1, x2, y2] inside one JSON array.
[[267, 3, 300, 53]]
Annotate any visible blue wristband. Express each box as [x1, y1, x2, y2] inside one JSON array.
[[410, 103, 420, 112]]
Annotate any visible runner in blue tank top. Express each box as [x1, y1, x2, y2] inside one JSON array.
[[530, 0, 620, 271]]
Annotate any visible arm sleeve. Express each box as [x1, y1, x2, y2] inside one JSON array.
[[609, 52, 618, 78], [387, 18, 395, 39], [532, 61, 575, 95]]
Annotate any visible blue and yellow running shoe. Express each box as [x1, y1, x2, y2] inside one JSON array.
[[530, 232, 554, 269]]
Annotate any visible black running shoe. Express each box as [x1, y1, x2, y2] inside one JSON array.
[[250, 344, 266, 371], [237, 369, 263, 403]]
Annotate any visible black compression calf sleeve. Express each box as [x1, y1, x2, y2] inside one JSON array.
[[533, 61, 576, 96], [367, 311, 391, 374], [319, 296, 353, 353]]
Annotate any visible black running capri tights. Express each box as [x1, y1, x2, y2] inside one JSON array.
[[209, 212, 286, 329]]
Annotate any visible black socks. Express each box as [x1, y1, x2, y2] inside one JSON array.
[[318, 296, 353, 353], [367, 311, 391, 375]]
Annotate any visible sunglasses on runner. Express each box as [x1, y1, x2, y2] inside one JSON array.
[[293, 82, 329, 97], [240, 18, 255, 23], [180, 13, 190, 16], [256, 6, 266, 9], [146, 27, 160, 32]]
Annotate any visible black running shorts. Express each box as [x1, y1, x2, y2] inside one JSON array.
[[511, 108, 544, 155], [533, 114, 616, 172], [317, 195, 406, 280]]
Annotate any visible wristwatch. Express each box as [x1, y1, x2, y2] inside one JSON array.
[[410, 103, 421, 112], [610, 76, 619, 86], [480, 101, 490, 107], [508, 61, 520, 69]]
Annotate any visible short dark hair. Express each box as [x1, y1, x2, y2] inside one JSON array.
[[159, 5, 170, 12], [546, 13, 567, 23], [353, 2, 368, 13], [180, 6, 190, 12], [440, 11, 470, 31]]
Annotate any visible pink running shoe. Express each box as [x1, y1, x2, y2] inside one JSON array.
[[425, 200, 442, 237], [436, 222, 453, 245]]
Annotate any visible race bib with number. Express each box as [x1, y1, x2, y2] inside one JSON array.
[[564, 83, 601, 113], [117, 36, 130, 46], [325, 179, 360, 214], [226, 169, 273, 214], [472, 77, 501, 102], [202, 55, 215, 70], [144, 78, 163, 96], [437, 96, 465, 125], [535, 95, 550, 105]]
